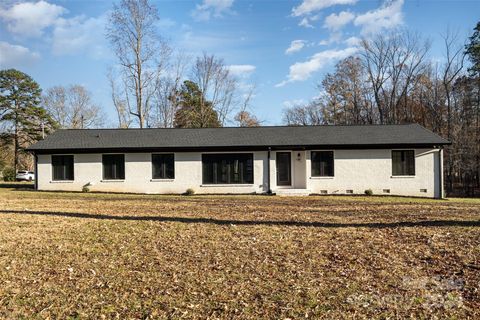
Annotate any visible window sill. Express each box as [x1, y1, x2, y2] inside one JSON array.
[[101, 180, 125, 183], [310, 176, 334, 179], [200, 184, 254, 187], [391, 175, 415, 179], [150, 179, 175, 182], [50, 180, 74, 183]]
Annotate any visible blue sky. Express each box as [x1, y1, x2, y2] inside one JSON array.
[[0, 0, 479, 126]]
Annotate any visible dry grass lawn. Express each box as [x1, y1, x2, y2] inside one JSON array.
[[0, 184, 479, 319]]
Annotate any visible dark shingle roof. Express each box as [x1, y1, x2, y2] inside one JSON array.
[[27, 124, 449, 152]]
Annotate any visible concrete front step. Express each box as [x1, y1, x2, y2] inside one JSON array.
[[275, 189, 311, 196]]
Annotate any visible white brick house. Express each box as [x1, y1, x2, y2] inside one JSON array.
[[28, 124, 450, 198]]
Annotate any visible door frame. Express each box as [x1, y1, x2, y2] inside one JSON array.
[[276, 151, 292, 187]]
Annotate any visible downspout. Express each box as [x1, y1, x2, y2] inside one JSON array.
[[439, 147, 444, 199], [267, 147, 272, 194], [34, 153, 38, 190]]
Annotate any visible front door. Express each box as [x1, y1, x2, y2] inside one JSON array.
[[276, 152, 291, 186]]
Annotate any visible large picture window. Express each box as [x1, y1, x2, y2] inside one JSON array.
[[52, 155, 74, 181], [152, 154, 174, 179], [202, 153, 254, 184], [311, 151, 334, 177], [392, 150, 415, 176], [102, 154, 125, 180]]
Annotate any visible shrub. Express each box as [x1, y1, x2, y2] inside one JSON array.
[[364, 189, 373, 196], [2, 167, 16, 182], [185, 188, 195, 196]]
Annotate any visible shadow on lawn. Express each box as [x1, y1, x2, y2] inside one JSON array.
[[0, 210, 479, 228], [0, 183, 34, 189]]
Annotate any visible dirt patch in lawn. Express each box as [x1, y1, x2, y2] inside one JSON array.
[[0, 188, 479, 319]]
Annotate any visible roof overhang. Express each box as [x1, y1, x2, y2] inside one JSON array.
[[28, 143, 449, 154]]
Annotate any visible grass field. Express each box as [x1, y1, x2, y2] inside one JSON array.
[[0, 184, 479, 319]]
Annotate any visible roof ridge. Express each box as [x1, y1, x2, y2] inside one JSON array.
[[57, 123, 418, 131]]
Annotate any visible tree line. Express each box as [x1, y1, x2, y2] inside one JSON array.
[[283, 25, 480, 196]]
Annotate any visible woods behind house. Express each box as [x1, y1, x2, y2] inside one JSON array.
[[0, 0, 479, 196], [283, 28, 480, 197]]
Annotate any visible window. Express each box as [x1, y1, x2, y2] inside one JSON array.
[[52, 155, 74, 181], [392, 150, 415, 176], [311, 151, 334, 177], [202, 153, 253, 184], [102, 154, 125, 180], [152, 154, 174, 179]]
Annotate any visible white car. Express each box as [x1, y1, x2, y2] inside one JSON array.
[[16, 170, 35, 181]]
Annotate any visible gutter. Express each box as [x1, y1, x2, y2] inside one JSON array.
[[267, 147, 272, 194], [34, 153, 38, 190], [27, 143, 451, 155], [439, 147, 444, 199]]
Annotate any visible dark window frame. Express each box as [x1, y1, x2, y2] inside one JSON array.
[[152, 153, 175, 179], [51, 155, 74, 181], [102, 154, 125, 180], [391, 150, 415, 176], [202, 153, 254, 185], [311, 150, 335, 177]]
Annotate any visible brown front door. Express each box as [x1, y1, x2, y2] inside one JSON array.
[[276, 152, 291, 186]]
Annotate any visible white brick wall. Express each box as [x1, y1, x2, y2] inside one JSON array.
[[37, 148, 442, 198]]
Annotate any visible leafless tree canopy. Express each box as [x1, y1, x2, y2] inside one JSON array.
[[282, 101, 324, 126], [283, 29, 479, 197], [106, 1, 256, 129], [106, 0, 170, 128], [149, 52, 257, 128], [43, 85, 104, 129], [191, 53, 238, 126], [150, 52, 190, 128]]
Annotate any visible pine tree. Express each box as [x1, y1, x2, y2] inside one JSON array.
[[174, 80, 221, 128], [466, 21, 480, 76], [0, 69, 57, 171]]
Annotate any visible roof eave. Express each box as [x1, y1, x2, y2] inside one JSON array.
[[27, 142, 449, 154]]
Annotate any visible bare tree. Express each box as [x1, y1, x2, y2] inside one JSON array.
[[106, 0, 170, 128], [283, 101, 324, 126], [233, 84, 261, 127], [360, 31, 431, 124], [190, 53, 238, 126], [440, 28, 466, 192], [234, 111, 260, 127], [441, 29, 465, 139], [107, 69, 131, 128], [150, 52, 190, 128], [43, 85, 104, 129]]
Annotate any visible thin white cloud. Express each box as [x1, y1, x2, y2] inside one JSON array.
[[298, 14, 319, 28], [227, 64, 256, 77], [285, 40, 306, 55], [156, 17, 176, 29], [354, 0, 404, 35], [292, 0, 357, 17], [0, 41, 40, 68], [52, 15, 108, 59], [344, 36, 361, 46], [179, 30, 239, 53], [276, 47, 358, 87], [0, 0, 66, 37], [283, 99, 306, 108], [192, 0, 234, 21], [318, 32, 343, 46], [324, 11, 354, 31]]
